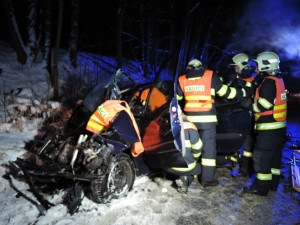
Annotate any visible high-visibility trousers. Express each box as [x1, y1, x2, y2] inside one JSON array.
[[252, 134, 285, 193], [199, 126, 217, 182]]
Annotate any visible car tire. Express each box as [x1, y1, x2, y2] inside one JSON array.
[[91, 153, 135, 203]]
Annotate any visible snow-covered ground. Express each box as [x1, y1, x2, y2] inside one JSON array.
[[0, 41, 300, 225], [0, 114, 300, 225]]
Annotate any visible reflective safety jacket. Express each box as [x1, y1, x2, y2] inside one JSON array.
[[253, 75, 287, 132], [179, 70, 214, 112], [86, 100, 144, 157], [177, 68, 246, 129]]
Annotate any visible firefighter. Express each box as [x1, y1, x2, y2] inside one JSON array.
[[165, 118, 203, 193], [229, 53, 256, 86], [228, 53, 257, 177], [177, 59, 250, 187], [243, 52, 287, 196]]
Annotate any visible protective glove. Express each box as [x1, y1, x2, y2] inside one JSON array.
[[240, 98, 253, 110], [235, 78, 246, 88]]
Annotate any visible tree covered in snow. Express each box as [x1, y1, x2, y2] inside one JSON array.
[[2, 0, 267, 104], [2, 0, 82, 99]]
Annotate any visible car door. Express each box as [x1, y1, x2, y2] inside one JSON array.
[[215, 98, 252, 153], [135, 82, 188, 169]]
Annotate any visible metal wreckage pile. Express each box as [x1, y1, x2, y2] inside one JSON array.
[[2, 70, 140, 214]]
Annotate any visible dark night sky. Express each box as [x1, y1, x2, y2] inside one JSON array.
[[1, 0, 300, 92], [0, 0, 246, 55]]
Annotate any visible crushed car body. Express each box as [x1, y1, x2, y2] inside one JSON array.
[[3, 69, 251, 212]]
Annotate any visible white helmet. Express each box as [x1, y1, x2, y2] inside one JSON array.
[[188, 59, 202, 68], [254, 52, 280, 74], [229, 53, 250, 71]]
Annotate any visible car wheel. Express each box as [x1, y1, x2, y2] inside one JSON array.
[[91, 153, 135, 203]]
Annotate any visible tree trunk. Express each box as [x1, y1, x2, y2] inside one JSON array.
[[33, 2, 44, 64], [116, 0, 126, 69], [27, 0, 37, 63], [69, 0, 79, 68], [53, 0, 63, 100], [44, 0, 52, 75], [3, 0, 28, 64]]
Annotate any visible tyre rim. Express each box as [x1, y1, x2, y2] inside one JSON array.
[[108, 161, 130, 196]]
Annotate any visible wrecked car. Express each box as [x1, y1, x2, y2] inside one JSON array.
[[4, 69, 251, 212]]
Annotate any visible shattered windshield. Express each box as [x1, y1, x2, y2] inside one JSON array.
[[83, 69, 136, 112]]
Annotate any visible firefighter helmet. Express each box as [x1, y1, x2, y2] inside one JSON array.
[[229, 53, 250, 71], [188, 59, 202, 68], [254, 52, 280, 74]]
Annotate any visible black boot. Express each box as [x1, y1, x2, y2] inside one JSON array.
[[242, 185, 268, 196], [200, 180, 219, 187], [176, 175, 195, 193], [176, 176, 189, 193]]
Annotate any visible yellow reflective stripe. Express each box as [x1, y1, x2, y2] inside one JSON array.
[[211, 88, 215, 96], [217, 85, 228, 96], [242, 88, 246, 97], [185, 140, 191, 148], [253, 102, 260, 112], [274, 111, 287, 119], [257, 173, 272, 180], [188, 77, 201, 80], [258, 97, 273, 109], [274, 103, 286, 111], [230, 156, 237, 162], [187, 115, 217, 123], [255, 121, 286, 130], [87, 120, 104, 132], [201, 158, 216, 166], [185, 95, 211, 100], [172, 160, 197, 171], [243, 151, 252, 157], [185, 140, 202, 150], [228, 87, 237, 99], [185, 103, 212, 108], [271, 168, 281, 175], [177, 94, 183, 100], [91, 114, 105, 125], [193, 152, 201, 158], [246, 82, 252, 87], [254, 114, 260, 120], [191, 139, 203, 150], [142, 100, 146, 106]]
